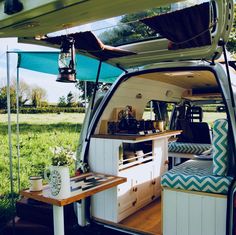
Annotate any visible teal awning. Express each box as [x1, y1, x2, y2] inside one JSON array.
[[17, 51, 123, 83]]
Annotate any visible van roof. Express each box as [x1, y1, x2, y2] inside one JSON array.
[[0, 0, 234, 69]]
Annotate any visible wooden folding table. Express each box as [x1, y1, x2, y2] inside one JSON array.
[[20, 172, 126, 235]]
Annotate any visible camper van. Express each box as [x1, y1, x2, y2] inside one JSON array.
[[1, 0, 236, 235]]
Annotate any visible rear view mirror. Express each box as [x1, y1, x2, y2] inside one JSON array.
[[216, 106, 226, 112]]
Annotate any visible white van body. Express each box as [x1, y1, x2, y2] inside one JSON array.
[[78, 60, 236, 235], [0, 0, 235, 234]]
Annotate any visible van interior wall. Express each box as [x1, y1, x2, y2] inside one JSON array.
[[94, 76, 186, 134]]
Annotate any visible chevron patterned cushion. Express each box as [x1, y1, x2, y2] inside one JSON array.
[[212, 119, 228, 176], [168, 142, 211, 154], [161, 160, 233, 194]]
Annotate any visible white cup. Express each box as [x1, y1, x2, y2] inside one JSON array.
[[157, 121, 165, 132], [29, 176, 43, 192]]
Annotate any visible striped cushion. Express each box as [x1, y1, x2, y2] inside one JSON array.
[[212, 119, 228, 176], [168, 142, 211, 155], [161, 160, 233, 195]]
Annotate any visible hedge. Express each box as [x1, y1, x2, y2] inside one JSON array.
[[0, 106, 220, 114], [0, 107, 86, 114]]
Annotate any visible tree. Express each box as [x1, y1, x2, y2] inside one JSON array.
[[76, 81, 94, 102], [226, 4, 236, 55], [66, 92, 74, 107], [58, 96, 67, 107], [99, 4, 236, 55], [76, 82, 111, 102], [0, 86, 16, 109], [31, 86, 47, 108], [12, 80, 31, 106], [0, 80, 31, 109], [99, 7, 170, 46]]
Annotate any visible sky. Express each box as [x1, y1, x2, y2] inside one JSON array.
[[0, 0, 234, 103], [0, 38, 82, 103], [0, 15, 120, 103]]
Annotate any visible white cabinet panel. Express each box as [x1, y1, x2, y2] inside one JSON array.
[[104, 188, 117, 222], [136, 163, 153, 206], [189, 194, 202, 235], [91, 191, 105, 219], [118, 169, 137, 214], [215, 197, 227, 235], [163, 189, 177, 235], [176, 192, 189, 235], [89, 136, 169, 223], [202, 196, 215, 235], [163, 189, 227, 235]]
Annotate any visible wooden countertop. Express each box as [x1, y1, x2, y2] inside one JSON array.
[[92, 130, 182, 141], [20, 172, 126, 207]]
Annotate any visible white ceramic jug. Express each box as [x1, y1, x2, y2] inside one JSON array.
[[45, 166, 71, 199]]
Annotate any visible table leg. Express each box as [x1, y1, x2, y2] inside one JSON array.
[[53, 205, 64, 235]]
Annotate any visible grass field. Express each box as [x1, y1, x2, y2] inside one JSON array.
[[0, 113, 85, 230], [0, 111, 225, 230]]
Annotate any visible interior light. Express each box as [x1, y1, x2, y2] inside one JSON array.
[[166, 90, 173, 97], [35, 35, 47, 40], [165, 72, 194, 76], [57, 36, 77, 83]]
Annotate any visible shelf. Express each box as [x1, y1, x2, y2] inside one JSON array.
[[119, 153, 154, 171], [92, 130, 182, 141]]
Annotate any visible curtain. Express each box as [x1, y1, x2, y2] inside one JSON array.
[[43, 31, 135, 61], [141, 2, 212, 50]]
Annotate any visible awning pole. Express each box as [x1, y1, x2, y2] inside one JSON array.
[[16, 66, 21, 193], [84, 81, 87, 112], [221, 41, 235, 109], [6, 51, 15, 234], [91, 61, 102, 111]]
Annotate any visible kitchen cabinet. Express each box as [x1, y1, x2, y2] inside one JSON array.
[[88, 131, 181, 222]]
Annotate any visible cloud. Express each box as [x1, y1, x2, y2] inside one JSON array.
[[0, 38, 80, 103]]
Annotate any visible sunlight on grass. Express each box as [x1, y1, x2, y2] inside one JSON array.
[[0, 113, 85, 229], [0, 113, 85, 124]]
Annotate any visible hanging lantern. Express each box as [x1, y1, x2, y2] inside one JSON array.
[[57, 36, 76, 83]]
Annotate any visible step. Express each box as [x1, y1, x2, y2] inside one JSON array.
[[16, 198, 77, 228], [2, 217, 53, 235], [16, 198, 52, 227]]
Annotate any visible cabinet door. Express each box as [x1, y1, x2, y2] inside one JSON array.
[[118, 169, 137, 214], [153, 163, 162, 197], [136, 163, 154, 207], [153, 138, 168, 197]]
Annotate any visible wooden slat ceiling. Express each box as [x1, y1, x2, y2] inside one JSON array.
[[137, 70, 217, 90]]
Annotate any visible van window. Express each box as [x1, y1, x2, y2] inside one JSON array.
[[142, 100, 175, 129], [201, 104, 226, 127]]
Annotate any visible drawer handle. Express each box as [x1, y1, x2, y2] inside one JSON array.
[[132, 199, 137, 206], [164, 160, 169, 165], [151, 195, 155, 200], [152, 180, 156, 185], [133, 187, 138, 192]]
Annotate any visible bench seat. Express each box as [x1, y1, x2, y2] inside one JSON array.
[[168, 142, 211, 155], [161, 160, 233, 195]]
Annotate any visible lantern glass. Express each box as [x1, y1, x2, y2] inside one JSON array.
[[57, 37, 76, 83], [58, 52, 72, 68]]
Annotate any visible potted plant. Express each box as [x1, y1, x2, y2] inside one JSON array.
[[75, 160, 89, 176], [45, 146, 75, 199]]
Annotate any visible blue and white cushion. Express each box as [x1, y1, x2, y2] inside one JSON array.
[[168, 142, 211, 155], [212, 119, 228, 176], [161, 160, 233, 195]]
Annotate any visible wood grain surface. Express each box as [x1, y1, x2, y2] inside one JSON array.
[[20, 172, 126, 206]]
